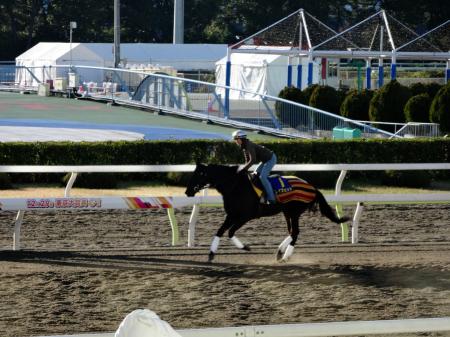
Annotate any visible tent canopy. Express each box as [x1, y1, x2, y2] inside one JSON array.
[[16, 42, 228, 71], [216, 51, 319, 99], [15, 42, 228, 86]]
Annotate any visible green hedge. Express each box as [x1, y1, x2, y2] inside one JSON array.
[[1, 138, 449, 188]]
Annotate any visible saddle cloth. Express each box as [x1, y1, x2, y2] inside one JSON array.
[[250, 174, 317, 204]]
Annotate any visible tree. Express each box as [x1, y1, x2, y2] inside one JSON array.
[[430, 83, 450, 133], [340, 89, 373, 120], [369, 80, 411, 123], [309, 85, 341, 114], [404, 93, 431, 122], [275, 86, 308, 128]]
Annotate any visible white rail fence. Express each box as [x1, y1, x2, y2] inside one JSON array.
[[1, 163, 449, 250], [36, 317, 450, 337]]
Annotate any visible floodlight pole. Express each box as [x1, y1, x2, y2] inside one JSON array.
[[173, 0, 184, 44], [69, 21, 77, 70], [114, 0, 121, 68]]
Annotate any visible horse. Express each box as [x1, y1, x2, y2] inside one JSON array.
[[185, 163, 349, 262]]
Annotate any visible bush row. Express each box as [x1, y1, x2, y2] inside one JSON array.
[[0, 138, 448, 188], [277, 81, 450, 133]]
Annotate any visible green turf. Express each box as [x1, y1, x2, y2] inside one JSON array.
[[0, 91, 278, 141]]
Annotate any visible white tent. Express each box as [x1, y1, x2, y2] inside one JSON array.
[[83, 43, 228, 71], [15, 42, 106, 86], [215, 51, 320, 100], [15, 42, 228, 86]]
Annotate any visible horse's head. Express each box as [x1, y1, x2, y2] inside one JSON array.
[[185, 163, 210, 197], [185, 163, 241, 196]]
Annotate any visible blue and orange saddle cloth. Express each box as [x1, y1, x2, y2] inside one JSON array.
[[250, 174, 317, 204]]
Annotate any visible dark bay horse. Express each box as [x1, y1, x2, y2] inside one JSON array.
[[185, 163, 349, 262]]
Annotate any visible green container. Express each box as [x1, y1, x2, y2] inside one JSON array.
[[343, 128, 361, 139], [333, 127, 361, 139], [332, 127, 345, 139]]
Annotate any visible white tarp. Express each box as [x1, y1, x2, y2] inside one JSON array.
[[215, 52, 320, 100], [115, 309, 182, 337], [15, 42, 228, 87], [15, 43, 106, 86]]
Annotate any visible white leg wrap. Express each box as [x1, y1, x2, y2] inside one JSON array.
[[210, 236, 220, 253], [230, 236, 244, 249], [282, 244, 295, 260], [278, 236, 293, 253]]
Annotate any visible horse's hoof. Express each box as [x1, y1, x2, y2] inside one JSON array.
[[208, 252, 215, 262], [242, 245, 251, 251], [276, 250, 283, 261]]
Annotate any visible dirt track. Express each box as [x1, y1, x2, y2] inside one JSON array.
[[0, 204, 450, 337]]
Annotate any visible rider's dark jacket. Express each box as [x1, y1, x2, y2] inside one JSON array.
[[240, 139, 273, 171]]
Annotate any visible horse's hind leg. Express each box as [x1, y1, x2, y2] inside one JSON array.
[[228, 220, 251, 252], [276, 214, 292, 261], [279, 215, 300, 262]]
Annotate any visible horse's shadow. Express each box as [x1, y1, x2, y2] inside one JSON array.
[[2, 249, 449, 291]]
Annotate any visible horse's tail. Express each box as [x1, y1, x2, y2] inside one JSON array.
[[315, 190, 350, 224]]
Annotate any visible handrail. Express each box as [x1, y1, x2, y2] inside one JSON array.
[[2, 163, 449, 249], [34, 316, 450, 337], [1, 163, 449, 173]]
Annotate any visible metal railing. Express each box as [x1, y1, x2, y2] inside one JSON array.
[[0, 64, 440, 139], [353, 120, 440, 138]]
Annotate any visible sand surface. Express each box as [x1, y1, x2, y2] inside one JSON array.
[[1, 203, 450, 337]]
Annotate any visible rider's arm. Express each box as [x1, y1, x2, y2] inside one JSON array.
[[242, 144, 256, 171]]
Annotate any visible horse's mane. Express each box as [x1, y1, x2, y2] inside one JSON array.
[[207, 164, 239, 172], [204, 164, 240, 183], [202, 163, 253, 196]]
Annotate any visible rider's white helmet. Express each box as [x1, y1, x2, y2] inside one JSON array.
[[232, 130, 247, 140]]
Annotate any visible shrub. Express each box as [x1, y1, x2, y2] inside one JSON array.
[[404, 93, 431, 122], [336, 87, 350, 108], [382, 170, 431, 188], [166, 172, 192, 186], [275, 86, 307, 128], [302, 84, 320, 104], [409, 82, 427, 96], [369, 80, 411, 123], [340, 89, 374, 121], [62, 173, 118, 189], [0, 173, 13, 189], [426, 82, 444, 99], [277, 86, 307, 104], [430, 83, 450, 133], [309, 85, 340, 114]]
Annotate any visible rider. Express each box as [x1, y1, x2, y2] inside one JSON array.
[[232, 130, 277, 204]]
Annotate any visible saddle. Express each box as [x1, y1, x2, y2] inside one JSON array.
[[249, 173, 317, 204]]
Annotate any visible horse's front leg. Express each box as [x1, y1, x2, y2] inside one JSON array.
[[209, 216, 233, 262]]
